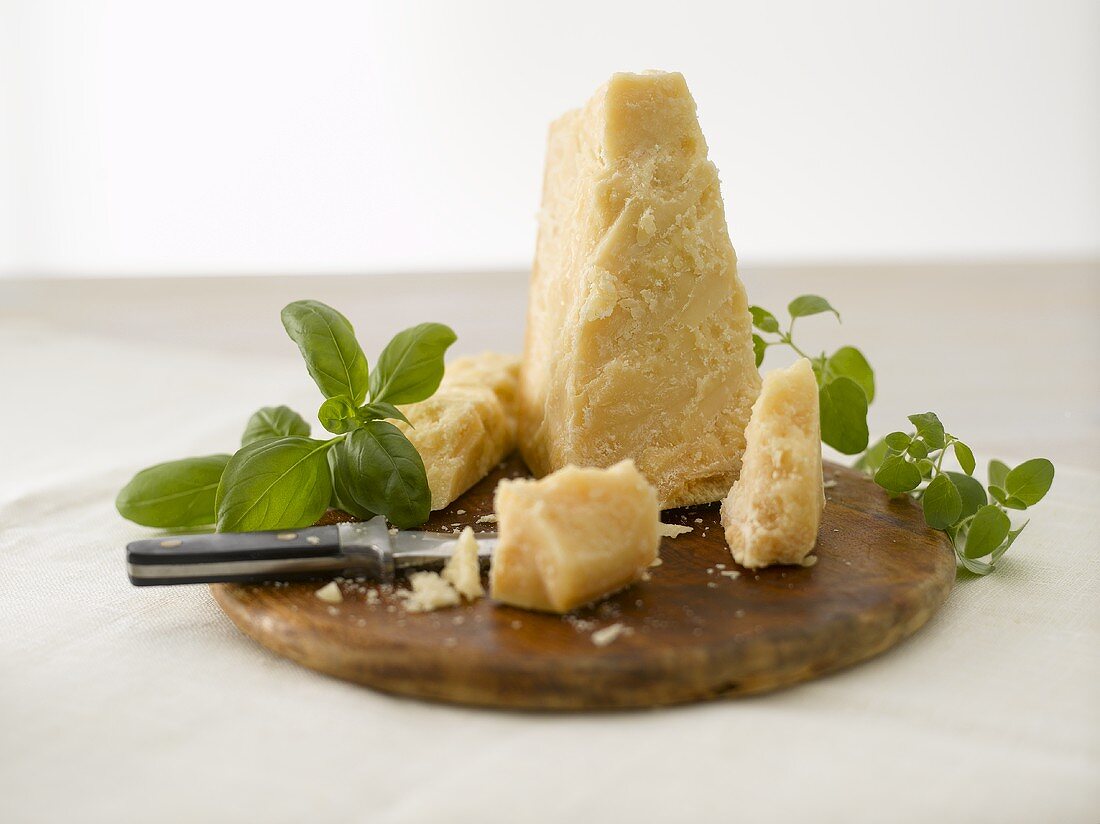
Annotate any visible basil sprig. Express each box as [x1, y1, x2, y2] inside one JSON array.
[[116, 300, 455, 532]]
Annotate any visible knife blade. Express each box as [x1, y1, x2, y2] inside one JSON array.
[[126, 515, 497, 587]]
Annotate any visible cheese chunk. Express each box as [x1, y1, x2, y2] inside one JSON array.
[[398, 353, 520, 510], [401, 571, 461, 613], [441, 526, 485, 601], [489, 460, 660, 613], [720, 358, 825, 568], [518, 71, 760, 509]]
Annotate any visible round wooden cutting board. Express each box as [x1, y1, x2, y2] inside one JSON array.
[[212, 456, 954, 710]]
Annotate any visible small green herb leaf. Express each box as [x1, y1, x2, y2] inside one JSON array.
[[360, 401, 411, 425], [216, 437, 333, 532], [953, 441, 976, 475], [788, 295, 840, 321], [327, 448, 376, 520], [874, 455, 922, 494], [749, 306, 780, 333], [241, 405, 310, 446], [884, 432, 911, 451], [332, 421, 430, 528], [822, 346, 874, 402], [988, 459, 1010, 489], [116, 454, 230, 528], [917, 458, 935, 478], [318, 396, 360, 435], [855, 437, 891, 475], [945, 471, 987, 520], [1004, 458, 1055, 506], [752, 334, 766, 368], [957, 552, 994, 576], [989, 485, 1009, 505], [991, 521, 1029, 563], [281, 300, 370, 403], [907, 440, 929, 459], [819, 377, 869, 454], [369, 323, 457, 405], [907, 412, 946, 449], [964, 505, 1011, 559], [922, 474, 963, 529]]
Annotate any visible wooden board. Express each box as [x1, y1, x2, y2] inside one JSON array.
[[212, 457, 954, 710]]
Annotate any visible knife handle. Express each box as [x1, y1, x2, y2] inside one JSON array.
[[127, 525, 347, 586]]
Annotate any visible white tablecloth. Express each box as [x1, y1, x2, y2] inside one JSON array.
[[2, 264, 1098, 823]]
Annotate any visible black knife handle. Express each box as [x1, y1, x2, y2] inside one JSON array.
[[126, 525, 345, 586]]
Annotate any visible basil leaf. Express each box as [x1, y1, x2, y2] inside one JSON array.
[[216, 437, 333, 532], [819, 376, 869, 454], [752, 334, 766, 368], [945, 471, 987, 520], [281, 300, 370, 403], [788, 295, 840, 321], [333, 421, 430, 528], [907, 440, 929, 459], [116, 454, 230, 528], [823, 346, 875, 402], [988, 459, 1010, 489], [328, 448, 376, 520], [907, 412, 946, 450], [953, 441, 976, 475], [1005, 458, 1055, 506], [318, 396, 360, 435], [749, 306, 780, 333], [922, 474, 963, 529], [964, 505, 1011, 559], [874, 455, 922, 494], [360, 401, 411, 426], [241, 405, 310, 446], [855, 436, 891, 475], [956, 552, 994, 576], [368, 322, 456, 405]]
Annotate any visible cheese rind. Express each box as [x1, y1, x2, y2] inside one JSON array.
[[397, 353, 521, 510], [489, 460, 660, 613], [519, 71, 760, 509], [720, 358, 825, 568]]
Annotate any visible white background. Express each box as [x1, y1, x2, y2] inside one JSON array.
[[2, 0, 1098, 278]]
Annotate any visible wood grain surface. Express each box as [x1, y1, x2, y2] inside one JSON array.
[[212, 456, 955, 710]]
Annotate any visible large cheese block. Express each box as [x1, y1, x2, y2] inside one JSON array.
[[518, 71, 761, 509], [720, 358, 825, 568], [489, 460, 660, 613], [398, 353, 520, 510]]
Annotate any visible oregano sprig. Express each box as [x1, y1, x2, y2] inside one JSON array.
[[750, 295, 874, 454], [856, 413, 1054, 575], [116, 300, 455, 532]]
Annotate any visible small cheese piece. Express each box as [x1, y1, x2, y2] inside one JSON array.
[[441, 526, 485, 601], [314, 581, 343, 603], [489, 460, 660, 613], [397, 353, 521, 510], [401, 571, 461, 613], [657, 522, 693, 538], [519, 71, 761, 509], [591, 623, 630, 647], [720, 358, 825, 569]]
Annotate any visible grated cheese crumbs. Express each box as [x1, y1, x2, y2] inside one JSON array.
[[476, 514, 497, 524], [649, 557, 663, 568], [802, 555, 818, 567], [721, 570, 741, 579], [441, 527, 485, 601], [657, 522, 693, 538], [591, 623, 630, 647], [314, 581, 343, 603], [401, 572, 461, 613]]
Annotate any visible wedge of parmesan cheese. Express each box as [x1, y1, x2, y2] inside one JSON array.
[[441, 526, 485, 601], [518, 71, 760, 509], [720, 358, 825, 568], [397, 353, 520, 510], [489, 460, 660, 613]]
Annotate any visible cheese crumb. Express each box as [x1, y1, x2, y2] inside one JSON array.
[[657, 522, 693, 538], [721, 570, 741, 579], [314, 581, 343, 603], [591, 623, 629, 647], [401, 572, 461, 613], [441, 527, 485, 601], [801, 555, 818, 568], [476, 514, 497, 524]]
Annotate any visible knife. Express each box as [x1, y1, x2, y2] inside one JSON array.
[[126, 516, 497, 586]]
